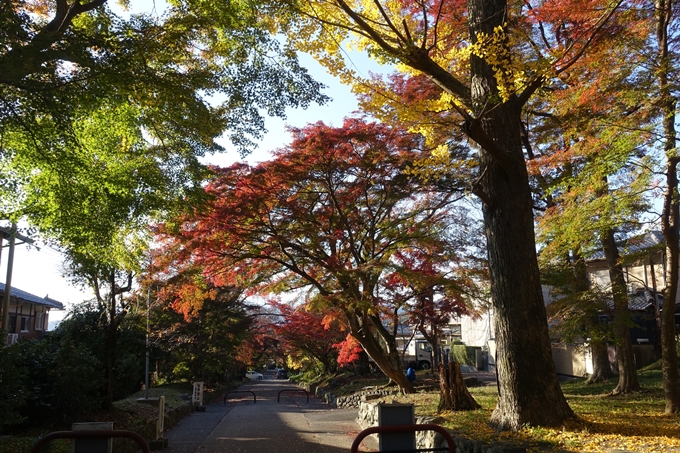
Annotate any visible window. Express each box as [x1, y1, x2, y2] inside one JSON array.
[[449, 323, 462, 341], [20, 316, 30, 332], [418, 342, 432, 352], [35, 312, 45, 331], [8, 315, 17, 334]]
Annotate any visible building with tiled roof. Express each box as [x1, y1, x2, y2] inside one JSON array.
[[1, 282, 64, 345]]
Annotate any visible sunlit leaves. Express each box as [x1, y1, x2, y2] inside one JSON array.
[[271, 300, 347, 372]]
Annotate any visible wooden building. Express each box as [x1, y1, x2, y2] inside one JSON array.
[[1, 282, 64, 344]]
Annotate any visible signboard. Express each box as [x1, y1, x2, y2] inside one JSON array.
[[377, 404, 415, 452], [192, 381, 204, 406], [72, 422, 113, 453]]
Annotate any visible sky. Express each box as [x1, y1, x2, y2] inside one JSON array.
[[0, 18, 389, 326]]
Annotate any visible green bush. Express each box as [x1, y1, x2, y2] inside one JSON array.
[[0, 342, 28, 433], [451, 344, 478, 366], [10, 334, 103, 429], [0, 302, 147, 434], [53, 302, 146, 401]]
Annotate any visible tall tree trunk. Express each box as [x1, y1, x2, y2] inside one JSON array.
[[467, 0, 574, 431], [601, 228, 640, 394], [438, 361, 481, 412], [419, 323, 439, 370], [349, 312, 415, 393], [655, 0, 680, 414], [587, 339, 614, 384], [573, 250, 614, 384]]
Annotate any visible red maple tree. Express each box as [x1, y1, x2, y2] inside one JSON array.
[[155, 118, 485, 393], [270, 300, 348, 373]]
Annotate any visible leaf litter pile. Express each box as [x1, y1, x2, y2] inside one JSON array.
[[388, 369, 679, 453]]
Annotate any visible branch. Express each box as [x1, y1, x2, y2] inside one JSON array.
[[113, 271, 134, 295], [331, 0, 472, 106], [462, 117, 514, 169], [554, 0, 625, 75], [371, 0, 408, 43], [524, 0, 552, 51], [332, 0, 403, 55], [516, 75, 546, 107], [470, 165, 493, 208], [46, 0, 108, 34], [429, 0, 446, 52]]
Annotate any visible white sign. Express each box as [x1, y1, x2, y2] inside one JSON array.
[[192, 381, 204, 406]]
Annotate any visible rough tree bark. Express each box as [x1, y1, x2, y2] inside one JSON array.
[[438, 361, 481, 412], [469, 0, 575, 430], [587, 339, 615, 384], [348, 310, 415, 393], [104, 272, 117, 410], [356, 350, 371, 375], [601, 228, 640, 394], [99, 270, 133, 410], [419, 323, 440, 370], [655, 0, 680, 414]]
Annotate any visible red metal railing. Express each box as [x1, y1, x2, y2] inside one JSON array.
[[31, 429, 150, 453], [350, 423, 456, 453]]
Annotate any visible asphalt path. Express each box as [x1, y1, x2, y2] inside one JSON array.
[[163, 372, 375, 453]]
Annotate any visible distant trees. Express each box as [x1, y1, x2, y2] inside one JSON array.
[[0, 284, 257, 435], [270, 301, 347, 374], [150, 286, 252, 382]]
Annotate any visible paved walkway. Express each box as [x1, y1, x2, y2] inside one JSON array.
[[163, 373, 374, 453]]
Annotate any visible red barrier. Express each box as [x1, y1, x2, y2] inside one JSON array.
[[31, 429, 150, 453], [350, 423, 456, 453]]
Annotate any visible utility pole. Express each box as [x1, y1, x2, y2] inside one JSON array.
[[1, 224, 16, 333], [1, 223, 35, 333]]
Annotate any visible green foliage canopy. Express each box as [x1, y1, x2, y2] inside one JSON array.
[[0, 0, 327, 270]]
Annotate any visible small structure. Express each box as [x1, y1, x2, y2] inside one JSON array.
[[192, 381, 205, 412], [377, 404, 415, 452], [0, 282, 64, 344], [72, 422, 113, 453]]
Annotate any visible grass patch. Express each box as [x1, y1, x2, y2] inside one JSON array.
[[113, 383, 193, 420], [383, 370, 680, 453]]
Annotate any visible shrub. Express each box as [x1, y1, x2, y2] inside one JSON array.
[[0, 342, 28, 433], [451, 344, 478, 366], [11, 334, 103, 429]]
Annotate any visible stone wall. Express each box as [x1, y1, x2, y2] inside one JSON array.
[[356, 401, 527, 453], [298, 382, 400, 409]]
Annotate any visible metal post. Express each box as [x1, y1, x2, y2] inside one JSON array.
[[2, 224, 16, 333], [145, 286, 150, 400]]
